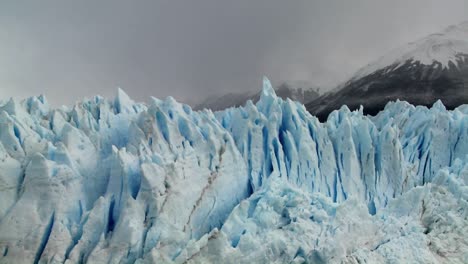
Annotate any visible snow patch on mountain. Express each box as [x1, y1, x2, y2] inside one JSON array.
[[353, 21, 468, 80]]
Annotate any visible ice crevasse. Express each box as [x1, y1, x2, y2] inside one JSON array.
[[0, 77, 467, 263]]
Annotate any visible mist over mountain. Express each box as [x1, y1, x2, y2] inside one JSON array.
[[193, 83, 320, 111], [191, 22, 468, 121]]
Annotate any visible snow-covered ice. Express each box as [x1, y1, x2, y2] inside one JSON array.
[[0, 77, 467, 263]]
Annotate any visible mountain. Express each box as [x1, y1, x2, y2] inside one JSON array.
[[193, 82, 319, 111], [0, 78, 467, 263], [307, 21, 468, 121]]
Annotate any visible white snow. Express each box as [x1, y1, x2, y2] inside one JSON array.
[[352, 21, 468, 80], [0, 78, 467, 263]]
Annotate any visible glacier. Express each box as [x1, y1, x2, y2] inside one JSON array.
[[0, 77, 467, 263]]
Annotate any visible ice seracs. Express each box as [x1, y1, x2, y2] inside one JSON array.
[[0, 79, 467, 263]]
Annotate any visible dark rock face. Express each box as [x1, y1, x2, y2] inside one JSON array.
[[306, 56, 468, 121]]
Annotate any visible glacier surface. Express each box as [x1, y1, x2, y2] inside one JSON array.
[[0, 78, 467, 263]]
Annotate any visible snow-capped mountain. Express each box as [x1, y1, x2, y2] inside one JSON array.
[[0, 78, 467, 263], [193, 83, 319, 111], [307, 21, 468, 121]]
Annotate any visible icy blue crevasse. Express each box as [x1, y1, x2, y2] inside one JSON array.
[[0, 90, 250, 264], [188, 155, 468, 263], [0, 78, 467, 263], [219, 77, 467, 210]]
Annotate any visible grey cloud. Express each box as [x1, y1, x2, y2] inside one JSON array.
[[0, 0, 466, 106]]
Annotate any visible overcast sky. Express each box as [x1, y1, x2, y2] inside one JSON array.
[[0, 0, 467, 106]]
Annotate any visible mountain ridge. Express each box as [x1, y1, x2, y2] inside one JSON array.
[[306, 21, 468, 121]]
